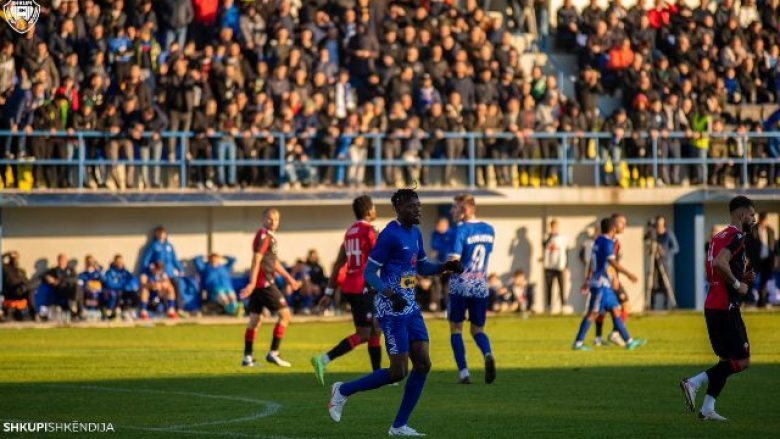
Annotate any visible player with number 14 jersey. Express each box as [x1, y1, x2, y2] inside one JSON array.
[[311, 196, 383, 386]]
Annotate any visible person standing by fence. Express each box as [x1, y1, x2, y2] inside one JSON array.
[[543, 219, 569, 313]]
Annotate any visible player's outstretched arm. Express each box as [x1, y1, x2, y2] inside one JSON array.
[[320, 245, 348, 308], [274, 260, 300, 291], [240, 252, 262, 299], [608, 257, 637, 283], [581, 259, 593, 293], [326, 244, 348, 292], [714, 248, 749, 295]]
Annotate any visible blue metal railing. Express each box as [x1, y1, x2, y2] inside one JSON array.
[[0, 130, 777, 190]]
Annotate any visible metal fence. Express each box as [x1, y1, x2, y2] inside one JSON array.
[[0, 130, 777, 190]]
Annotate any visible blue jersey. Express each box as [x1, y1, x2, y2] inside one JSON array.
[[103, 265, 135, 292], [447, 220, 495, 298], [194, 256, 236, 294], [589, 235, 615, 289], [140, 239, 183, 277], [78, 268, 104, 293], [368, 220, 427, 318], [431, 227, 455, 263]]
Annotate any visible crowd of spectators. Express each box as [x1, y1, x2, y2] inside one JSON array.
[[0, 0, 540, 190], [559, 0, 780, 187], [0, 0, 778, 193]]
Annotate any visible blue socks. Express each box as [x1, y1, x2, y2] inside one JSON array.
[[612, 315, 631, 342], [450, 333, 467, 372], [393, 370, 427, 428], [340, 368, 392, 397], [473, 332, 492, 357], [575, 316, 592, 344], [167, 299, 176, 310], [338, 367, 429, 428]]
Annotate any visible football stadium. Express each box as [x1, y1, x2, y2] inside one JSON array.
[[1, 0, 779, 437]]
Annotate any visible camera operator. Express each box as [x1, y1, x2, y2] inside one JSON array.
[[645, 216, 678, 309]]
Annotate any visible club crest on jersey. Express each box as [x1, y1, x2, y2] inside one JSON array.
[[3, 0, 40, 34], [400, 276, 417, 289]]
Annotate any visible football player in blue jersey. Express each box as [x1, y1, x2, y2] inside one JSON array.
[[327, 187, 464, 437], [446, 194, 497, 384], [573, 217, 646, 351]]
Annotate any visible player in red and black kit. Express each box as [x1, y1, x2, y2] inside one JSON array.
[[310, 195, 382, 386], [240, 208, 301, 368], [681, 196, 757, 421]]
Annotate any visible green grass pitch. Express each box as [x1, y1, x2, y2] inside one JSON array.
[[1, 313, 779, 438]]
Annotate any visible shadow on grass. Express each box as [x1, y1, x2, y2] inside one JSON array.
[[1, 364, 779, 439]]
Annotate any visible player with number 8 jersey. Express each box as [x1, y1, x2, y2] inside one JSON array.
[[311, 196, 383, 386]]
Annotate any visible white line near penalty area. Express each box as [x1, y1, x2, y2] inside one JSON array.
[[42, 384, 304, 439]]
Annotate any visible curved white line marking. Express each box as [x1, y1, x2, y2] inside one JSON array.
[[46, 384, 303, 439]]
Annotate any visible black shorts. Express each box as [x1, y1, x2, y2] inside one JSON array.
[[344, 292, 375, 328], [705, 308, 750, 360], [247, 286, 287, 314]]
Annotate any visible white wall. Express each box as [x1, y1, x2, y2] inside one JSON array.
[[2, 201, 714, 313]]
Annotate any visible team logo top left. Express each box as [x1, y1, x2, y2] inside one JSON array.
[[3, 0, 40, 34]]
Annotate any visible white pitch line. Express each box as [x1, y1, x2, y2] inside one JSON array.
[[46, 384, 305, 439]]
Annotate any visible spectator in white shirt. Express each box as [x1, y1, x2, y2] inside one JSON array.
[[543, 219, 569, 313]]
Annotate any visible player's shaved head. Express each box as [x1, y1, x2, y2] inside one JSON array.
[[611, 212, 627, 234], [263, 208, 281, 232]]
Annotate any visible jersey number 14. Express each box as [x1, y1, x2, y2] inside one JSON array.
[[346, 238, 362, 267]]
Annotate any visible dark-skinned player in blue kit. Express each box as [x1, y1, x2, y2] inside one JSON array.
[[326, 187, 464, 437]]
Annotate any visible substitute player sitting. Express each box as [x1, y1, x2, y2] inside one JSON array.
[[680, 196, 756, 421], [312, 195, 382, 385], [572, 217, 645, 351], [447, 194, 497, 384], [194, 253, 240, 315], [139, 261, 177, 320]]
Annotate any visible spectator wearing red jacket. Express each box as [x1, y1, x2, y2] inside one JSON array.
[[648, 0, 678, 29], [607, 38, 635, 71]]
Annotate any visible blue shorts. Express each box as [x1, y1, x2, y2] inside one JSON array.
[[447, 294, 488, 327], [588, 287, 620, 313], [378, 310, 429, 355]]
